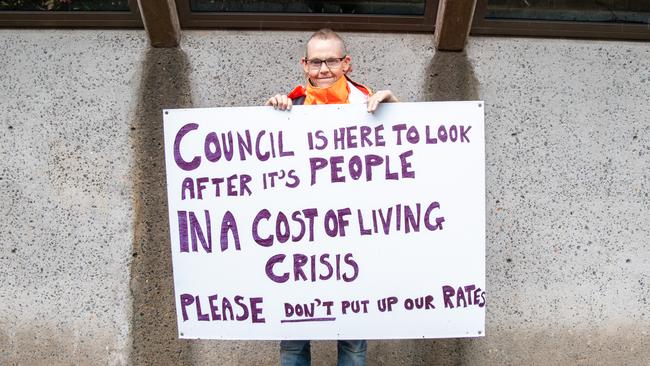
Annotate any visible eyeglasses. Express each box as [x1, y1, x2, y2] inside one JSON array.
[[304, 56, 346, 70]]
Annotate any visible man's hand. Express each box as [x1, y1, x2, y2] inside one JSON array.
[[265, 94, 292, 111], [367, 90, 399, 113]]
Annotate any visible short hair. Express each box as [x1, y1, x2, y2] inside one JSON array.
[[305, 28, 347, 58]]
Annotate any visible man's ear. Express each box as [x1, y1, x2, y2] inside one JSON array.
[[343, 56, 352, 74], [300, 58, 310, 75]]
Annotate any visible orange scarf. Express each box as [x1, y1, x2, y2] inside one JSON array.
[[304, 75, 351, 105]]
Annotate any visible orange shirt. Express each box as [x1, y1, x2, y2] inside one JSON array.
[[287, 76, 372, 105]]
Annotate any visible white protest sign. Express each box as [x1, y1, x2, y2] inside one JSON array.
[[163, 101, 485, 340]]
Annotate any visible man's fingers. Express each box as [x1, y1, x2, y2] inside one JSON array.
[[280, 95, 289, 111], [367, 100, 376, 113], [367, 95, 379, 113], [266, 94, 292, 111], [274, 94, 284, 109], [367, 90, 399, 113], [266, 95, 281, 108]]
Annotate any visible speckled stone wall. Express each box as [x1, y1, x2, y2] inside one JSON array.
[[1, 29, 648, 366], [0, 30, 145, 366]]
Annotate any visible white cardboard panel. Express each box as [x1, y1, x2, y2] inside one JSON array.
[[162, 101, 485, 340]]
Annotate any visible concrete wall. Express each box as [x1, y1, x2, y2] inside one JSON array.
[[0, 29, 648, 365]]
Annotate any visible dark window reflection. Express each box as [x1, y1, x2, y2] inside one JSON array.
[[486, 0, 650, 24], [190, 0, 426, 16], [0, 0, 129, 11]]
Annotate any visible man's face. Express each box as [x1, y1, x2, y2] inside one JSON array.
[[301, 38, 351, 88]]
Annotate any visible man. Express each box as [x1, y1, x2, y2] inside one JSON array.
[[266, 29, 398, 366], [266, 28, 398, 112]]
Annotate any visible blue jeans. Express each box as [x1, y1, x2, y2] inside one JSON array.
[[280, 340, 367, 366]]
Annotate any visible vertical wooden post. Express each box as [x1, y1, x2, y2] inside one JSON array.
[[137, 0, 181, 48], [434, 0, 478, 51]]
